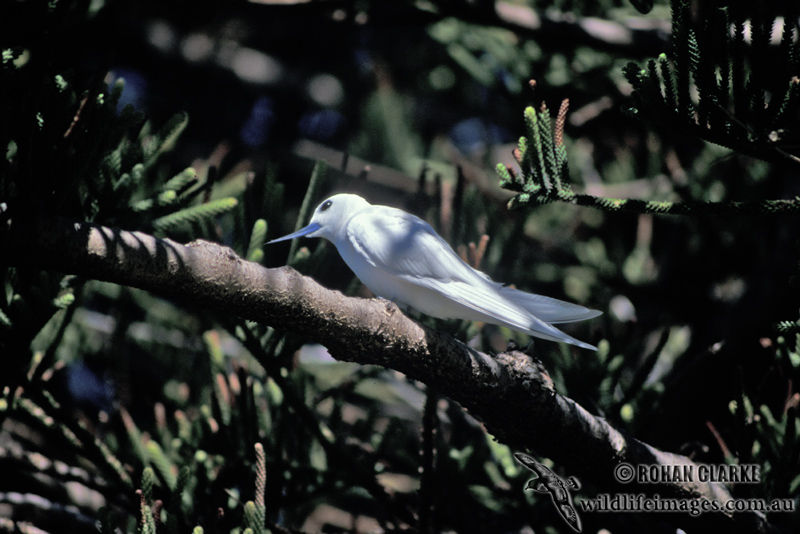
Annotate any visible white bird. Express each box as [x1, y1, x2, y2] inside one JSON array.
[[268, 194, 601, 350]]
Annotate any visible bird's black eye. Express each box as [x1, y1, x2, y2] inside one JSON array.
[[320, 200, 333, 212]]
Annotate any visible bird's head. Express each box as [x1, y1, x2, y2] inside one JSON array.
[[267, 194, 371, 244]]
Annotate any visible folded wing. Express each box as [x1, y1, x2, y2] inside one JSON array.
[[498, 287, 602, 324], [347, 207, 598, 349]]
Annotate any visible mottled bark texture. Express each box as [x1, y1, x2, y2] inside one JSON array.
[[7, 217, 775, 534]]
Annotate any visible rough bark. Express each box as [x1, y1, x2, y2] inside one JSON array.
[[7, 216, 777, 533]]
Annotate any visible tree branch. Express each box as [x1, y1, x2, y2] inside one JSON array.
[[8, 216, 777, 533]]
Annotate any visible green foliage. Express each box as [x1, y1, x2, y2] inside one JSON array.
[[287, 160, 328, 263], [3, 1, 800, 533], [498, 99, 575, 207], [495, 100, 800, 215], [247, 219, 268, 263], [498, 2, 800, 215], [498, 98, 800, 214], [429, 18, 537, 94], [0, 0, 263, 414], [729, 335, 800, 501], [152, 197, 239, 234], [136, 467, 160, 534], [624, 1, 800, 163]]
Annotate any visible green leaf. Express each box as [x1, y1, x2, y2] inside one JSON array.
[[247, 219, 268, 262], [152, 197, 238, 232]]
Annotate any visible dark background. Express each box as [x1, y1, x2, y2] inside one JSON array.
[[1, 0, 799, 532]]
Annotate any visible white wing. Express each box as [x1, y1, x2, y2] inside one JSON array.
[[347, 207, 487, 284], [498, 287, 602, 324], [345, 207, 598, 349]]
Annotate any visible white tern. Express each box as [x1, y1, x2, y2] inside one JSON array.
[[268, 194, 600, 350]]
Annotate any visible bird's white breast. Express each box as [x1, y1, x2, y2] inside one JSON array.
[[333, 207, 504, 322]]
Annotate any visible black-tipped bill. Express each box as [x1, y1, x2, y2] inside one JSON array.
[[266, 222, 322, 244]]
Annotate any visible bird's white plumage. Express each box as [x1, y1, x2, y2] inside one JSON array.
[[268, 194, 600, 350]]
